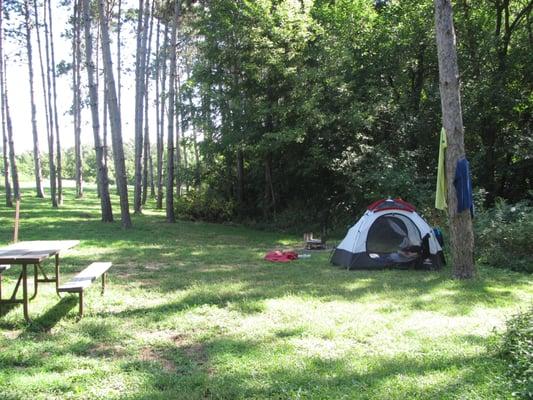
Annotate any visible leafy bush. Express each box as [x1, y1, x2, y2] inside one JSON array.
[[175, 187, 235, 223], [497, 307, 533, 399], [475, 199, 533, 273]]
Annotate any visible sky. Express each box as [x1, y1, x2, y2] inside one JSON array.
[[2, 0, 151, 154]]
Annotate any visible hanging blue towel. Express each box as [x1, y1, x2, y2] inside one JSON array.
[[454, 158, 474, 216]]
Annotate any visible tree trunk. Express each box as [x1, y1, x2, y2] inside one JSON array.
[[117, 0, 122, 112], [23, 0, 45, 198], [43, 0, 57, 207], [46, 0, 63, 204], [3, 63, 20, 200], [434, 0, 475, 279], [73, 0, 83, 198], [0, 19, 13, 207], [82, 0, 113, 222], [156, 24, 168, 210], [98, 0, 132, 229], [142, 0, 154, 205], [263, 152, 275, 218], [176, 73, 183, 196], [133, 0, 150, 214], [166, 0, 180, 223]]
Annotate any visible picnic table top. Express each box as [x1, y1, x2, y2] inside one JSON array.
[[0, 240, 80, 264]]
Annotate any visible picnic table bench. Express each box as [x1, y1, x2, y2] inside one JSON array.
[[58, 262, 112, 317]]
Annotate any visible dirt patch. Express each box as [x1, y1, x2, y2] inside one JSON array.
[[140, 347, 177, 373], [3, 330, 22, 340], [89, 343, 126, 358], [172, 334, 212, 373]]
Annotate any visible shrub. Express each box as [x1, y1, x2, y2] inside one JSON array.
[[497, 307, 533, 399], [175, 188, 235, 223], [475, 199, 533, 273]]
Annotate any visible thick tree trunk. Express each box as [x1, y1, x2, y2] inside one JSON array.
[[24, 0, 45, 198], [98, 0, 132, 228], [47, 0, 63, 204], [166, 0, 180, 223], [434, 0, 475, 279], [82, 0, 113, 222]]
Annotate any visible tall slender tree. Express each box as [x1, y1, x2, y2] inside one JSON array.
[[47, 0, 63, 204], [166, 0, 180, 223], [3, 60, 20, 201], [43, 0, 57, 207], [98, 0, 132, 228], [82, 0, 113, 221], [142, 0, 155, 205], [133, 0, 150, 214], [73, 0, 83, 198], [156, 23, 169, 209], [434, 0, 475, 278], [23, 0, 45, 198], [0, 9, 13, 208]]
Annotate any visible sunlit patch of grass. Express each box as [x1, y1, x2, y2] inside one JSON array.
[[0, 187, 530, 399]]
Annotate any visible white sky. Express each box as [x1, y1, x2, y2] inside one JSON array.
[[3, 1, 154, 154]]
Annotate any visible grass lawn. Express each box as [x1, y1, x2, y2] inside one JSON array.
[[0, 188, 531, 399]]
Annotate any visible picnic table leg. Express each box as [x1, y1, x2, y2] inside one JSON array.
[[78, 291, 83, 318], [30, 264, 39, 300], [22, 264, 29, 321], [55, 254, 62, 297]]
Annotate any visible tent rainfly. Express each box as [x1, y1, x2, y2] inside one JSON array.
[[331, 199, 445, 270]]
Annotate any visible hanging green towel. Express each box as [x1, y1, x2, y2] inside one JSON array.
[[435, 127, 447, 210]]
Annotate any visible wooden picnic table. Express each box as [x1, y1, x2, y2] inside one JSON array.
[[0, 240, 79, 321]]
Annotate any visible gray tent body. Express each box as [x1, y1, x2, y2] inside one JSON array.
[[331, 202, 444, 270]]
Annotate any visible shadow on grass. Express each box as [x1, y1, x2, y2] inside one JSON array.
[[116, 332, 507, 400], [24, 296, 78, 333]]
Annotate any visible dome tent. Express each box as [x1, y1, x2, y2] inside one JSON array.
[[331, 199, 445, 270]]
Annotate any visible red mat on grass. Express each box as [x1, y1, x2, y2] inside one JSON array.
[[264, 251, 298, 262]]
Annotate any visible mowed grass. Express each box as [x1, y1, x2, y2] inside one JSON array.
[[0, 188, 531, 400]]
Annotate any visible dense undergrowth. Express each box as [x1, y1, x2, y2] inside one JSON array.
[[496, 307, 533, 399]]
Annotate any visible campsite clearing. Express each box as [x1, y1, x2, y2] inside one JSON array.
[[0, 188, 531, 399]]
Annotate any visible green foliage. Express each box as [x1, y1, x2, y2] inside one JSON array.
[[475, 199, 533, 273], [175, 187, 235, 223], [497, 307, 533, 399]]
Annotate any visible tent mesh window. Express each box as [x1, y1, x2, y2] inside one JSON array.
[[366, 214, 421, 254]]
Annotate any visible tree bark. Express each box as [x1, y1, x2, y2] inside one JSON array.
[[0, 15, 13, 207], [176, 72, 183, 196], [434, 0, 475, 279], [82, 0, 113, 222], [156, 23, 168, 210], [73, 0, 83, 198], [166, 0, 180, 223], [133, 0, 150, 214], [142, 0, 155, 205], [23, 0, 45, 198], [98, 0, 132, 228], [43, 0, 57, 207], [47, 0, 63, 204], [3, 62, 20, 201]]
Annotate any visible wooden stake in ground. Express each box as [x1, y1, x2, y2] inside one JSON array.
[[434, 0, 475, 279], [13, 199, 20, 243]]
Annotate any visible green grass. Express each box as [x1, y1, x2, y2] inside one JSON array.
[[0, 188, 531, 399]]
